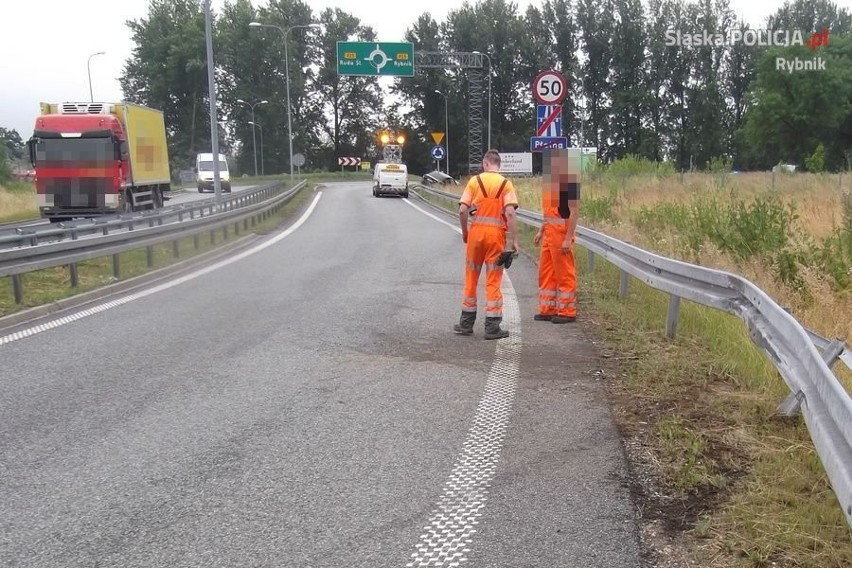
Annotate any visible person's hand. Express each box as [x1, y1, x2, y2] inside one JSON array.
[[513, 238, 519, 252], [533, 230, 543, 246], [561, 235, 575, 254], [462, 231, 468, 244]]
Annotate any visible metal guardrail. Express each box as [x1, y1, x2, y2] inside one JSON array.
[[1, 180, 306, 303], [413, 182, 852, 528], [0, 183, 283, 249]]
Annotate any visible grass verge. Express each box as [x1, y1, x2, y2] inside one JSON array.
[[0, 184, 314, 318], [0, 181, 38, 223]]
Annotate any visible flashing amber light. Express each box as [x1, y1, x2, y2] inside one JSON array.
[[396, 134, 405, 144], [380, 133, 390, 144]]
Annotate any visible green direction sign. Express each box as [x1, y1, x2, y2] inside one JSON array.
[[337, 42, 414, 77]]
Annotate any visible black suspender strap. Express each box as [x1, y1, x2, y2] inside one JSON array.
[[476, 175, 488, 198], [495, 178, 508, 200]]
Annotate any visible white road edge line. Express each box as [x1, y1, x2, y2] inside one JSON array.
[[0, 192, 323, 347], [403, 196, 523, 567]]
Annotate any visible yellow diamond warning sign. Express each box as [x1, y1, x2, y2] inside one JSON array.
[[431, 132, 445, 145]]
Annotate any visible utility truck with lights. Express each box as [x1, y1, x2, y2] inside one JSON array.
[[27, 101, 171, 222], [373, 130, 408, 197]]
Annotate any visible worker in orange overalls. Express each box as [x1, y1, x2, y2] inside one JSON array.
[[453, 150, 519, 340], [533, 152, 580, 323]]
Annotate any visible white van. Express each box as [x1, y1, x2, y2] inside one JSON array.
[[196, 153, 231, 193], [372, 162, 409, 198]]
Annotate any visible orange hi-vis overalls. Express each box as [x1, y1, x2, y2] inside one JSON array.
[[461, 174, 514, 319], [538, 201, 577, 318]]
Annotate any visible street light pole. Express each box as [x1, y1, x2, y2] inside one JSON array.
[[473, 51, 492, 150], [434, 90, 449, 175], [250, 22, 320, 183], [87, 51, 105, 102], [249, 121, 264, 176], [202, 0, 223, 204], [237, 98, 267, 176]]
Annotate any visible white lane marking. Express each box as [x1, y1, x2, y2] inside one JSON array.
[[404, 196, 523, 567], [0, 192, 323, 347]]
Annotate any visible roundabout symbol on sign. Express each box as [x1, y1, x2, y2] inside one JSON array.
[[431, 145, 445, 161], [365, 44, 390, 73], [532, 70, 567, 105]]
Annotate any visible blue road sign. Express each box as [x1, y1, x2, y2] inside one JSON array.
[[431, 145, 445, 160], [536, 105, 562, 137], [530, 136, 569, 151]]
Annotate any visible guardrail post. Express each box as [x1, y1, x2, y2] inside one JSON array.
[[619, 270, 630, 298], [234, 222, 240, 236], [666, 294, 681, 339], [210, 229, 215, 245], [11, 274, 23, 304], [223, 225, 229, 240], [821, 339, 846, 369], [244, 218, 249, 231], [112, 253, 120, 279], [173, 239, 180, 258], [193, 234, 200, 250], [146, 246, 154, 267], [588, 251, 596, 271], [776, 390, 805, 417], [178, 211, 184, 223], [69, 263, 79, 288]]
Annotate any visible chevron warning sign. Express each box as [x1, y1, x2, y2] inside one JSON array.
[[338, 157, 362, 166]]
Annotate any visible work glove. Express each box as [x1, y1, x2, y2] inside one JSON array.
[[496, 250, 518, 269]]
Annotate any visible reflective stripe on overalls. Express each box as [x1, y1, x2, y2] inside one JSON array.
[[461, 175, 508, 318]]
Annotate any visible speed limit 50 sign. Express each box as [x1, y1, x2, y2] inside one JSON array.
[[532, 70, 567, 105]]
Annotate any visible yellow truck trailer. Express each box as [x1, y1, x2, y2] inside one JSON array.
[[28, 101, 171, 221]]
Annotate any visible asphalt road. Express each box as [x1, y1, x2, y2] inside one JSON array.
[[0, 181, 641, 567]]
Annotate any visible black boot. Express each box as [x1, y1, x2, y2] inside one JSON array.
[[453, 311, 476, 335], [484, 317, 509, 340]]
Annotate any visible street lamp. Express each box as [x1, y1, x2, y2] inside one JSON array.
[[250, 21, 321, 182], [87, 51, 105, 102], [237, 98, 268, 176], [434, 90, 449, 175], [472, 51, 492, 150], [248, 121, 264, 176]]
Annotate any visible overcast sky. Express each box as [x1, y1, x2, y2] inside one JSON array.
[[1, 0, 797, 137]]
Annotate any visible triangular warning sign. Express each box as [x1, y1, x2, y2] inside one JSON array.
[[431, 132, 445, 145]]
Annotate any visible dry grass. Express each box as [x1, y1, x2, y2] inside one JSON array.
[[511, 171, 851, 380], [0, 182, 38, 222]]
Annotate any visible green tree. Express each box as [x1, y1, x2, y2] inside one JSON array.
[[309, 8, 383, 170], [393, 13, 452, 174], [0, 144, 11, 184], [576, 0, 614, 159], [542, 0, 579, 146], [0, 128, 24, 160], [766, 0, 852, 34], [740, 35, 851, 171], [216, 0, 315, 175], [120, 0, 210, 172], [609, 0, 647, 158]]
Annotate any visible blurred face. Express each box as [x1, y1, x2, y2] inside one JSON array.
[[542, 148, 581, 206]]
